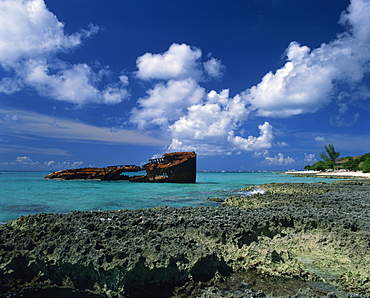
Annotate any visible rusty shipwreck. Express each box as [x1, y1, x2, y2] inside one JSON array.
[[44, 152, 197, 183]]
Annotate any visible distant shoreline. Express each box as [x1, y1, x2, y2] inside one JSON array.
[[285, 170, 370, 179]]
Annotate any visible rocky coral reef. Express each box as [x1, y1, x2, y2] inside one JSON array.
[[0, 181, 369, 297]]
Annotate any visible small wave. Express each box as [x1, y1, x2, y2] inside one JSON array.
[[231, 187, 265, 196], [246, 187, 266, 195]]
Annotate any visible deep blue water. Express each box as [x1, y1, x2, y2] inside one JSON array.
[[0, 171, 340, 223]]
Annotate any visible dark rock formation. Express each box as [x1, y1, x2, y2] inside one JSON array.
[[1, 180, 369, 297]]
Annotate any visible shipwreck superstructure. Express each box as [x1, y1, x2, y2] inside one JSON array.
[[130, 152, 196, 183], [44, 152, 196, 183]]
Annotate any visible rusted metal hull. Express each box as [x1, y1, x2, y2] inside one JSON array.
[[44, 165, 142, 180], [44, 152, 197, 183], [130, 152, 196, 183]]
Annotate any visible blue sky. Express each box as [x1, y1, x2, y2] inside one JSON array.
[[1, 0, 370, 171]]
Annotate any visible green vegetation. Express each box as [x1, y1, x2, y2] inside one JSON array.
[[305, 160, 333, 171], [304, 144, 370, 173], [319, 144, 340, 162], [361, 157, 370, 173], [342, 153, 370, 173]]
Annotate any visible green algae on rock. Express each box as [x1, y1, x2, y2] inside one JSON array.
[[223, 180, 370, 295]]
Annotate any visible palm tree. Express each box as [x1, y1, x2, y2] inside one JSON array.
[[320, 144, 340, 162]]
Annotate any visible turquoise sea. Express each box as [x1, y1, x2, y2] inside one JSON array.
[[0, 171, 340, 223]]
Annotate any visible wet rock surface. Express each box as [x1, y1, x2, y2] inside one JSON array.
[[0, 180, 369, 297]]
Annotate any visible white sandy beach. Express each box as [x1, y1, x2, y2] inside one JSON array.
[[285, 170, 370, 179]]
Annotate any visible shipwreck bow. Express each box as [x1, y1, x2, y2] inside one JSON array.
[[44, 152, 197, 183]]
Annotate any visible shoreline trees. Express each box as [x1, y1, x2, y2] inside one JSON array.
[[304, 144, 370, 173]]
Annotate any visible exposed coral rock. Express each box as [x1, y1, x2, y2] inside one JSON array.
[[1, 181, 369, 297]]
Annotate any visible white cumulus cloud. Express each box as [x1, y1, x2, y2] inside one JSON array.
[[167, 90, 265, 155], [135, 43, 226, 82], [132, 43, 228, 135], [315, 136, 326, 142], [228, 122, 274, 152], [136, 43, 202, 80], [133, 43, 255, 155], [15, 156, 34, 164], [0, 0, 86, 63], [130, 79, 205, 129], [243, 0, 370, 118], [169, 90, 248, 140], [132, 42, 275, 155], [166, 93, 274, 155], [203, 57, 225, 79], [304, 153, 316, 163], [264, 153, 295, 166], [340, 0, 370, 42], [0, 0, 129, 105], [130, 0, 370, 156]]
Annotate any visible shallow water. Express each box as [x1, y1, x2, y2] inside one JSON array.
[[0, 171, 340, 222]]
